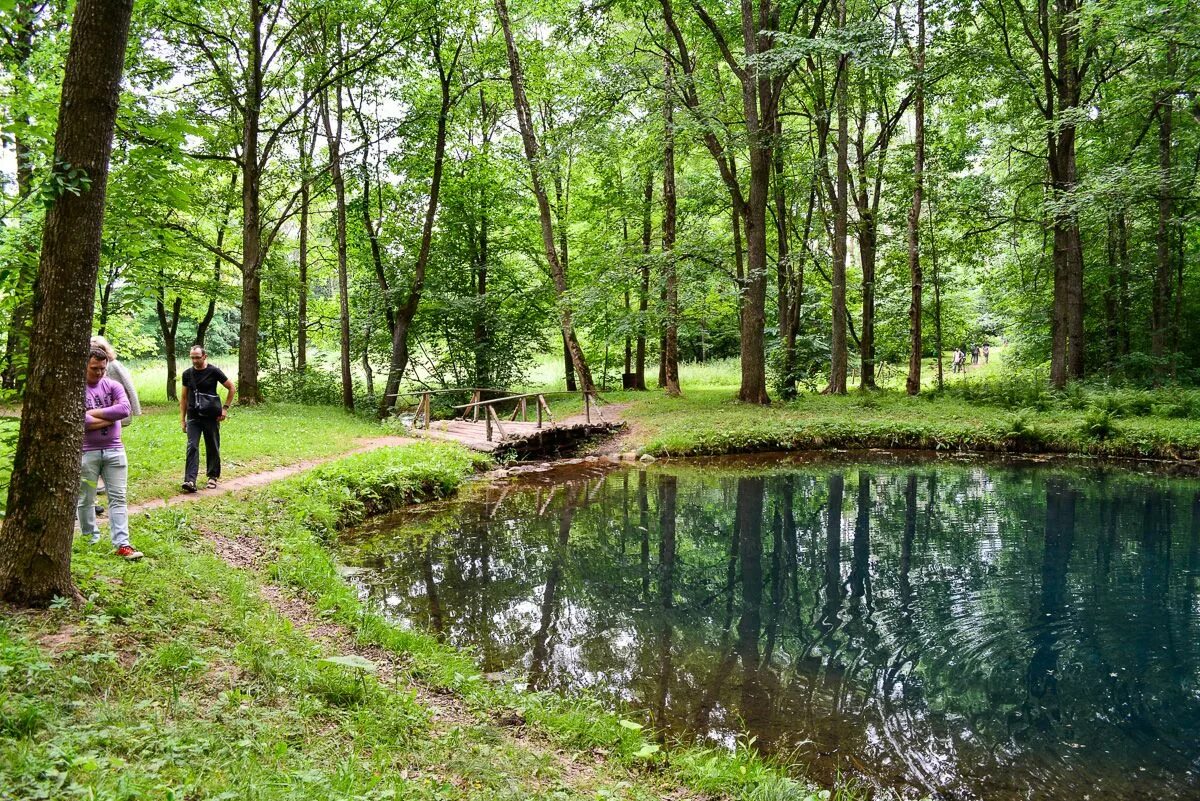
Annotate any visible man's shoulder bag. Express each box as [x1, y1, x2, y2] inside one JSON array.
[[189, 370, 223, 419]]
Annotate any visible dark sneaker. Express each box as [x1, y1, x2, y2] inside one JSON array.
[[181, 481, 197, 493], [115, 545, 143, 561]]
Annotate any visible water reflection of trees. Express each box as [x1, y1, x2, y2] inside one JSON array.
[[347, 464, 1200, 801]]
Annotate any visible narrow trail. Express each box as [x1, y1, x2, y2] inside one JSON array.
[[126, 435, 415, 516]]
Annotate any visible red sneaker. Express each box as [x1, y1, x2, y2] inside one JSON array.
[[115, 545, 143, 561]]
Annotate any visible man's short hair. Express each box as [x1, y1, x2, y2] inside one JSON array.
[[190, 345, 206, 356], [88, 347, 109, 363]]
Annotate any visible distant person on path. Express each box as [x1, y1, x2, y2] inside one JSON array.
[[90, 335, 140, 517], [971, 344, 980, 365], [952, 348, 963, 374], [79, 347, 142, 560], [180, 345, 235, 493], [983, 344, 990, 364]]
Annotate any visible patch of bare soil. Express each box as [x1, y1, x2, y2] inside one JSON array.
[[34, 623, 82, 656]]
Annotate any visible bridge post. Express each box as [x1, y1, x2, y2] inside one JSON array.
[[584, 390, 591, 424]]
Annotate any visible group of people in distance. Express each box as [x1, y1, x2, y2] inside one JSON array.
[[951, 343, 989, 374], [79, 341, 235, 561]]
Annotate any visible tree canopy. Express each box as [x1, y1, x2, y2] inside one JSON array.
[[0, 0, 1197, 407]]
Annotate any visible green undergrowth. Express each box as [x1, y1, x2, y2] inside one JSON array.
[[1, 441, 844, 801], [602, 386, 1200, 461]]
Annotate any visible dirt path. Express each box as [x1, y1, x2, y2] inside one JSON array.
[[127, 435, 415, 516]]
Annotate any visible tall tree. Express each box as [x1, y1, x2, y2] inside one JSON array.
[[0, 0, 134, 604], [319, 31, 354, 412], [661, 49, 680, 396], [378, 17, 466, 415], [492, 0, 595, 393], [906, 0, 926, 395], [983, 0, 1101, 387]]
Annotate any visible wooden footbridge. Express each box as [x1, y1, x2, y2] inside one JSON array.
[[395, 388, 621, 456]]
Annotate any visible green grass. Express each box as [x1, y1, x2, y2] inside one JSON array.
[[595, 380, 1200, 461], [0, 403, 388, 515], [120, 403, 387, 501], [1, 441, 841, 801]]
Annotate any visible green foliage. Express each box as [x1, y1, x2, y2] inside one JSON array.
[[1081, 407, 1121, 441]]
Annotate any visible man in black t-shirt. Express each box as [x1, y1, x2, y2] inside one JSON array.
[[179, 345, 236, 492]]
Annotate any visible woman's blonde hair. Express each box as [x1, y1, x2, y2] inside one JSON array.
[[90, 335, 117, 361]]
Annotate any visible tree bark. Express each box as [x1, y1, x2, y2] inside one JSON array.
[[493, 0, 594, 392], [929, 185, 944, 390], [906, 0, 926, 395], [157, 291, 182, 402], [662, 52, 680, 397], [1152, 48, 1175, 382], [236, 0, 266, 404], [826, 0, 850, 395], [320, 72, 354, 412], [772, 110, 794, 398], [0, 0, 133, 605], [635, 167, 653, 390]]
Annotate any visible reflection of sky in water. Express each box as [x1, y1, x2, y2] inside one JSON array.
[[343, 457, 1200, 801]]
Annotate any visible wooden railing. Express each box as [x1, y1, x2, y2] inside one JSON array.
[[453, 390, 605, 442], [387, 387, 509, 430]]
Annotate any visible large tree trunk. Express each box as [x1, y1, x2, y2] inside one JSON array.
[[773, 112, 795, 399], [635, 167, 653, 390], [826, 0, 850, 395], [0, 0, 133, 605], [929, 188, 944, 390], [662, 52, 680, 397], [562, 330, 578, 392], [1152, 51, 1174, 382], [857, 214, 878, 390], [493, 0, 594, 392], [237, 0, 265, 404], [321, 77, 355, 412], [906, 0, 926, 396], [1047, 0, 1087, 387]]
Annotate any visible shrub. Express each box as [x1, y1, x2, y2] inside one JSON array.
[[1081, 407, 1120, 441]]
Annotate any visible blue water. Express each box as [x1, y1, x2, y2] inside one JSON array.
[[344, 455, 1200, 799]]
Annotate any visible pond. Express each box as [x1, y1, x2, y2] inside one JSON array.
[[341, 454, 1200, 800]]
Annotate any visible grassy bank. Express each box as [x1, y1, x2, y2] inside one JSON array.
[[0, 403, 389, 513], [582, 381, 1200, 462], [1, 441, 841, 801]]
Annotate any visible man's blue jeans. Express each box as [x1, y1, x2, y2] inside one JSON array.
[[78, 448, 130, 548]]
